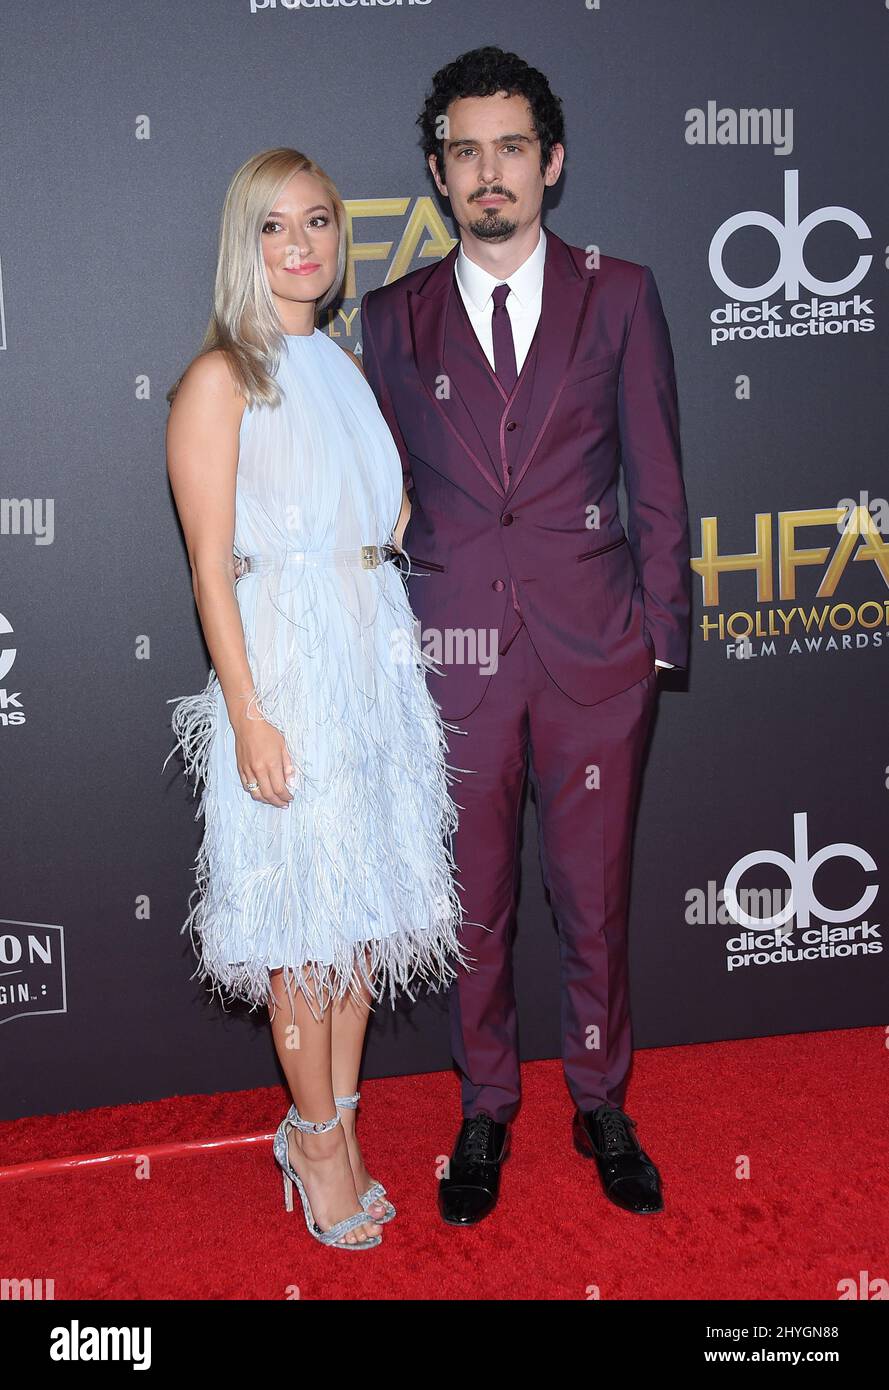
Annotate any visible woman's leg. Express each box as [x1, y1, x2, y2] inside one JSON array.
[[330, 954, 388, 1215], [267, 966, 382, 1245]]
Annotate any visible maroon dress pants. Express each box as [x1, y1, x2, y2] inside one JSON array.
[[443, 623, 658, 1123]]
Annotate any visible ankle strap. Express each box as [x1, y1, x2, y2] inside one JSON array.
[[335, 1092, 360, 1109], [286, 1104, 341, 1134]]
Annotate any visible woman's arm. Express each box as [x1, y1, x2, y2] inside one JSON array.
[[393, 483, 411, 552], [166, 352, 293, 808]]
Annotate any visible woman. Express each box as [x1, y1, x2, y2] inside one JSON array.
[[163, 148, 472, 1250]]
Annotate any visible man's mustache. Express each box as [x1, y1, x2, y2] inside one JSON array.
[[469, 187, 516, 203]]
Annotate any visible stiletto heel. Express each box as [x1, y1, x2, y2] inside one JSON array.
[[272, 1103, 382, 1250], [335, 1091, 397, 1223]]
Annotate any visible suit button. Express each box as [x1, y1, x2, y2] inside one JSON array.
[[501, 512, 514, 526], [506, 421, 517, 432], [507, 465, 513, 474], [492, 579, 505, 592]]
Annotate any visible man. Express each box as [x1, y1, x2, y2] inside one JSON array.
[[360, 46, 691, 1225]]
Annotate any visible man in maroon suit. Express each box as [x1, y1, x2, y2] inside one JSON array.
[[361, 46, 691, 1224]]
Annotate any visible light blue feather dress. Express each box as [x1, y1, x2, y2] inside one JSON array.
[[164, 329, 472, 1018]]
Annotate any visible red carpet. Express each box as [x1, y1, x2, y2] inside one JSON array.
[[2, 1029, 886, 1300]]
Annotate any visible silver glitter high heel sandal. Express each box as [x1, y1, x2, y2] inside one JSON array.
[[335, 1091, 397, 1223], [272, 1103, 382, 1250]]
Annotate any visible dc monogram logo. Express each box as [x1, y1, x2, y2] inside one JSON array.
[[723, 811, 878, 929], [709, 170, 872, 301], [0, 611, 15, 682]]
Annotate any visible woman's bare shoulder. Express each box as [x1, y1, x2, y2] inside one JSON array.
[[339, 345, 365, 378], [176, 348, 245, 407]]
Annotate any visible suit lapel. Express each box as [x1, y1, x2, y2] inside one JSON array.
[[408, 250, 505, 498]]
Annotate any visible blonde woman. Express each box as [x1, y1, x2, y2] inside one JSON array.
[[163, 148, 471, 1250]]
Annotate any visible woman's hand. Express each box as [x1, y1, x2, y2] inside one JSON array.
[[234, 713, 297, 808]]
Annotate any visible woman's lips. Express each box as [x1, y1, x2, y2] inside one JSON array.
[[284, 264, 321, 275]]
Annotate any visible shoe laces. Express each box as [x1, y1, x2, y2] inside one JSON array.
[[461, 1114, 496, 1164], [597, 1107, 637, 1155]]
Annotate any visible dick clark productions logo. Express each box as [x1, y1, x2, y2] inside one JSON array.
[[708, 170, 874, 344], [721, 811, 880, 973]]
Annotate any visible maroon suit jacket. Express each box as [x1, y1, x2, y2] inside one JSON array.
[[360, 225, 691, 723]]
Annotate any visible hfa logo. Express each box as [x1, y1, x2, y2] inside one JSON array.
[[707, 170, 874, 345], [721, 811, 880, 974], [691, 502, 889, 663], [343, 196, 456, 298], [320, 197, 457, 341], [0, 920, 67, 1024]]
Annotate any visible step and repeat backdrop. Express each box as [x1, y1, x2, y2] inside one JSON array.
[[2, 1, 887, 1119]]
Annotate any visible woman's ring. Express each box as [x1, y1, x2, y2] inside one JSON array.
[[244, 781, 260, 792]]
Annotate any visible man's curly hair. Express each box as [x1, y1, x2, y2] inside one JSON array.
[[417, 46, 565, 182]]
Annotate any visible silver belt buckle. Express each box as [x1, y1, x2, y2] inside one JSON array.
[[361, 545, 381, 570]]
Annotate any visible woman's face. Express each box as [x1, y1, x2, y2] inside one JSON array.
[[260, 170, 340, 322]]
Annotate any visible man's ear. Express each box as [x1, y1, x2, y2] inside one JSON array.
[[428, 151, 447, 197], [544, 143, 565, 188]]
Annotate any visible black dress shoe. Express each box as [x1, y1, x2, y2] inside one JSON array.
[[438, 1113, 510, 1225], [572, 1104, 663, 1214]]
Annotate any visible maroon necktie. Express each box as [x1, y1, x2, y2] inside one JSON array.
[[491, 283, 517, 394], [489, 283, 525, 653]]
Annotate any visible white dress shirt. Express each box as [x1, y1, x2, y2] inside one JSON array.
[[453, 228, 674, 669], [454, 225, 546, 374]]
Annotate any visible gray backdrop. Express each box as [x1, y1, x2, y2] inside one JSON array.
[[2, 0, 887, 1120]]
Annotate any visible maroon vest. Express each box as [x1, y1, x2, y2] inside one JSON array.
[[442, 280, 542, 654]]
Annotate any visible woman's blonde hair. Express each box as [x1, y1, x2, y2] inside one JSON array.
[[166, 147, 347, 409]]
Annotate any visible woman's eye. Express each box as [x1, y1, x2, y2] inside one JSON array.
[[261, 214, 329, 233]]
